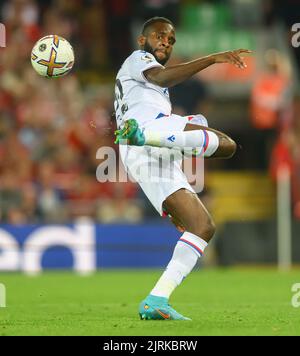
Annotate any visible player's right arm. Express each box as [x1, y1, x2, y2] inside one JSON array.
[[144, 49, 252, 88]]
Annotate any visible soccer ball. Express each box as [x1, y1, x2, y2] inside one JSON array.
[[31, 35, 74, 78]]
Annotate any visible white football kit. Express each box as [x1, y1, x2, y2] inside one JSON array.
[[114, 50, 208, 215]]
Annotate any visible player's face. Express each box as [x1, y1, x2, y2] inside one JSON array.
[[141, 22, 176, 65]]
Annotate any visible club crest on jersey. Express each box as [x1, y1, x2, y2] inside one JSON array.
[[141, 54, 154, 63]]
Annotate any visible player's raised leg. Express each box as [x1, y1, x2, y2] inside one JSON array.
[[115, 118, 237, 159], [183, 122, 237, 159], [139, 188, 215, 321]]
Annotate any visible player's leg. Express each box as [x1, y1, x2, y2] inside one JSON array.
[[184, 123, 237, 159], [163, 188, 215, 241], [183, 114, 237, 159], [119, 128, 217, 320], [150, 189, 214, 297], [115, 118, 216, 154], [139, 188, 215, 321], [115, 118, 236, 159]]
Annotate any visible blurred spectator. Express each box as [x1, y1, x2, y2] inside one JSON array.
[[270, 95, 300, 219], [35, 161, 66, 222], [251, 49, 291, 130], [0, 170, 23, 222], [96, 181, 142, 223], [250, 49, 292, 168]]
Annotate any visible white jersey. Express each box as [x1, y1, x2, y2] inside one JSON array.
[[114, 50, 172, 128]]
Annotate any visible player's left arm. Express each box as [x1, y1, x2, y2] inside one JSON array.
[[145, 49, 252, 88]]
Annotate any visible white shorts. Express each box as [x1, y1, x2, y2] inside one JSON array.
[[119, 113, 208, 215]]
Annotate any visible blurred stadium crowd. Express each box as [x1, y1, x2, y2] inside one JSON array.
[[0, 0, 300, 224]]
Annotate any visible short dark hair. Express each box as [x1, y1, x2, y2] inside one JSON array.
[[142, 17, 175, 35]]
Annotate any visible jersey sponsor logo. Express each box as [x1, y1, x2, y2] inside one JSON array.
[[167, 135, 176, 142]]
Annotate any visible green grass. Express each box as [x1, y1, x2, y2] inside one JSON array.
[[0, 268, 300, 336]]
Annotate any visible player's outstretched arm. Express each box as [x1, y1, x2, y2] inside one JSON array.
[[145, 49, 252, 88]]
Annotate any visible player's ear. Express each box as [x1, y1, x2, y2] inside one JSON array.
[[137, 35, 146, 47]]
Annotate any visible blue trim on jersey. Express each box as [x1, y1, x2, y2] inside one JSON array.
[[155, 113, 167, 120]]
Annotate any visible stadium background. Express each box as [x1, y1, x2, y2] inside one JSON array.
[[0, 0, 300, 336]]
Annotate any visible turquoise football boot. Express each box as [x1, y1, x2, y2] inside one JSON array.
[[139, 295, 191, 321], [114, 118, 145, 146]]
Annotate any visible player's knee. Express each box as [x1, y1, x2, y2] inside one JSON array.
[[188, 215, 216, 242], [200, 217, 216, 242], [219, 137, 237, 159]]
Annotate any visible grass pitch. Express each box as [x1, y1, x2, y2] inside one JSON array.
[[0, 268, 300, 336]]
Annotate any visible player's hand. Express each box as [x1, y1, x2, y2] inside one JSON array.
[[212, 49, 252, 69]]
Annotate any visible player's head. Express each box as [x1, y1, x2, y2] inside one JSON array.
[[137, 17, 176, 65]]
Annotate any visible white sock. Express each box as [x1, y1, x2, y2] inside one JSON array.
[[150, 232, 208, 299], [143, 129, 219, 157]]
